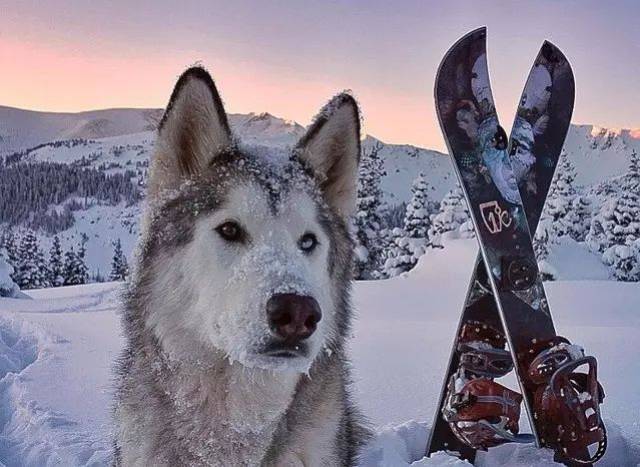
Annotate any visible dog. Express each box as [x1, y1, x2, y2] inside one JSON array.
[[113, 66, 370, 466]]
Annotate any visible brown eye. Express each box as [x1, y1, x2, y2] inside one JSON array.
[[216, 221, 245, 243], [299, 233, 318, 253]]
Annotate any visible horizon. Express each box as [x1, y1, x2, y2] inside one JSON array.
[[1, 0, 638, 151]]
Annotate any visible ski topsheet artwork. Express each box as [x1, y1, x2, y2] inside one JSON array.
[[427, 27, 607, 466], [427, 32, 577, 462]]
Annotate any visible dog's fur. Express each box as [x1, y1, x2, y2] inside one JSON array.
[[113, 67, 370, 466]]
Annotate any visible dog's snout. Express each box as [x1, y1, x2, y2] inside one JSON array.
[[267, 293, 321, 342]]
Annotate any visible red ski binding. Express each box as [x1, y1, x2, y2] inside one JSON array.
[[443, 321, 532, 450], [443, 375, 532, 449], [528, 338, 607, 464]]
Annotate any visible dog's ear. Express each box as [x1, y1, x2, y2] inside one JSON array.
[[295, 93, 361, 219], [149, 67, 232, 197]]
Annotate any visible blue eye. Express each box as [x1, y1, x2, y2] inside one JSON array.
[[299, 233, 318, 253]]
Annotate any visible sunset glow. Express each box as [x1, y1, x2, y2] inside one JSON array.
[[1, 0, 638, 151]]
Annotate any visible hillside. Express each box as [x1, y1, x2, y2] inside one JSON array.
[[0, 105, 638, 278]]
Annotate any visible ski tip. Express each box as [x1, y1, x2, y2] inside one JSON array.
[[433, 26, 490, 130], [538, 40, 576, 110], [435, 26, 487, 81], [434, 27, 487, 102]]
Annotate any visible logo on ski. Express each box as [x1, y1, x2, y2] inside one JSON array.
[[479, 201, 512, 234]]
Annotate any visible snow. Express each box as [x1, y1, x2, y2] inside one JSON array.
[[4, 105, 640, 284], [544, 237, 610, 281], [0, 240, 638, 466]]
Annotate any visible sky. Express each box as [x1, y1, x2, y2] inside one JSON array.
[[0, 0, 638, 151]]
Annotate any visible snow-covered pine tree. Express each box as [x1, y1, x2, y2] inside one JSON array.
[[48, 235, 65, 287], [602, 238, 640, 282], [543, 151, 578, 239], [15, 229, 49, 289], [381, 228, 414, 278], [0, 249, 20, 297], [533, 218, 558, 280], [353, 142, 386, 279], [626, 149, 639, 193], [403, 173, 432, 239], [63, 234, 89, 285], [587, 191, 640, 253], [382, 173, 433, 277], [110, 238, 129, 281], [0, 229, 18, 269], [63, 248, 78, 285], [428, 185, 470, 248], [568, 195, 592, 242]]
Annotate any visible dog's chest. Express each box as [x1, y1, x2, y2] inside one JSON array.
[[162, 363, 300, 464]]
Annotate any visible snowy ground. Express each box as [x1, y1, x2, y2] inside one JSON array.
[[0, 239, 638, 466]]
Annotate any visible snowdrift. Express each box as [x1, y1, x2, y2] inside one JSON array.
[[0, 240, 638, 466]]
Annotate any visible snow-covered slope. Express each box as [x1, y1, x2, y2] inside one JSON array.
[[1, 105, 638, 279], [563, 124, 640, 187], [0, 106, 163, 156], [0, 240, 637, 466]]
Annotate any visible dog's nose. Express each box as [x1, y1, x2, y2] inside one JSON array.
[[267, 293, 322, 342]]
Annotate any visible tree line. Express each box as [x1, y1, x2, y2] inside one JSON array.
[[0, 229, 129, 291], [0, 160, 141, 234], [354, 145, 640, 282]]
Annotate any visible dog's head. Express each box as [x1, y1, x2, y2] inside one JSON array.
[[136, 67, 360, 372]]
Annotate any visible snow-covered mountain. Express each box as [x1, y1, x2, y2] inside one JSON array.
[[1, 105, 638, 276], [563, 124, 640, 186], [0, 106, 163, 155]]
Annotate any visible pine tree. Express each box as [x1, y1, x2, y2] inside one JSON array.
[[63, 234, 89, 285], [587, 192, 640, 253], [382, 174, 434, 277], [63, 248, 78, 285], [15, 229, 49, 289], [110, 238, 129, 281], [543, 151, 578, 239], [602, 239, 640, 282], [48, 235, 65, 287], [403, 174, 433, 239], [428, 185, 471, 247], [0, 229, 18, 269], [0, 249, 20, 297], [533, 218, 558, 280], [626, 149, 639, 194], [568, 195, 592, 242], [353, 142, 386, 279]]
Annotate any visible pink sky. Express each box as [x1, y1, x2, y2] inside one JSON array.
[[0, 0, 638, 151]]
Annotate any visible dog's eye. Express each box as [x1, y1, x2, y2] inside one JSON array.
[[299, 233, 318, 253], [216, 221, 245, 243]]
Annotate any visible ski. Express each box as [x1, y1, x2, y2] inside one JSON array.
[[426, 34, 575, 462], [427, 28, 606, 465]]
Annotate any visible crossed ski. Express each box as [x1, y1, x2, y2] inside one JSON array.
[[426, 28, 607, 466]]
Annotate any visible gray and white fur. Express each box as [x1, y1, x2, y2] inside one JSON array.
[[113, 67, 370, 466]]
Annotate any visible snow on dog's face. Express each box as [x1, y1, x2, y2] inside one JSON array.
[[137, 67, 360, 372]]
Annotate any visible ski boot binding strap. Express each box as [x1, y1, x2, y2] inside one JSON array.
[[528, 337, 607, 464], [443, 321, 532, 450], [443, 375, 533, 449]]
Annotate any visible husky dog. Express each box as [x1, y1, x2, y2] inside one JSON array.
[[113, 67, 370, 466]]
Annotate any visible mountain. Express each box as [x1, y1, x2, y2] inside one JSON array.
[[0, 105, 638, 277], [0, 106, 163, 155], [563, 124, 640, 187]]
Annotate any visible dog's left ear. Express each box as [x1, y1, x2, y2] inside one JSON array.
[[149, 66, 232, 198], [295, 93, 361, 219]]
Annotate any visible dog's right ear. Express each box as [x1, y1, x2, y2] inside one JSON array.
[[149, 67, 232, 198]]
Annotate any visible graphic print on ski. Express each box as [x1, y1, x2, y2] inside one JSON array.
[[428, 28, 579, 461], [426, 30, 576, 461]]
